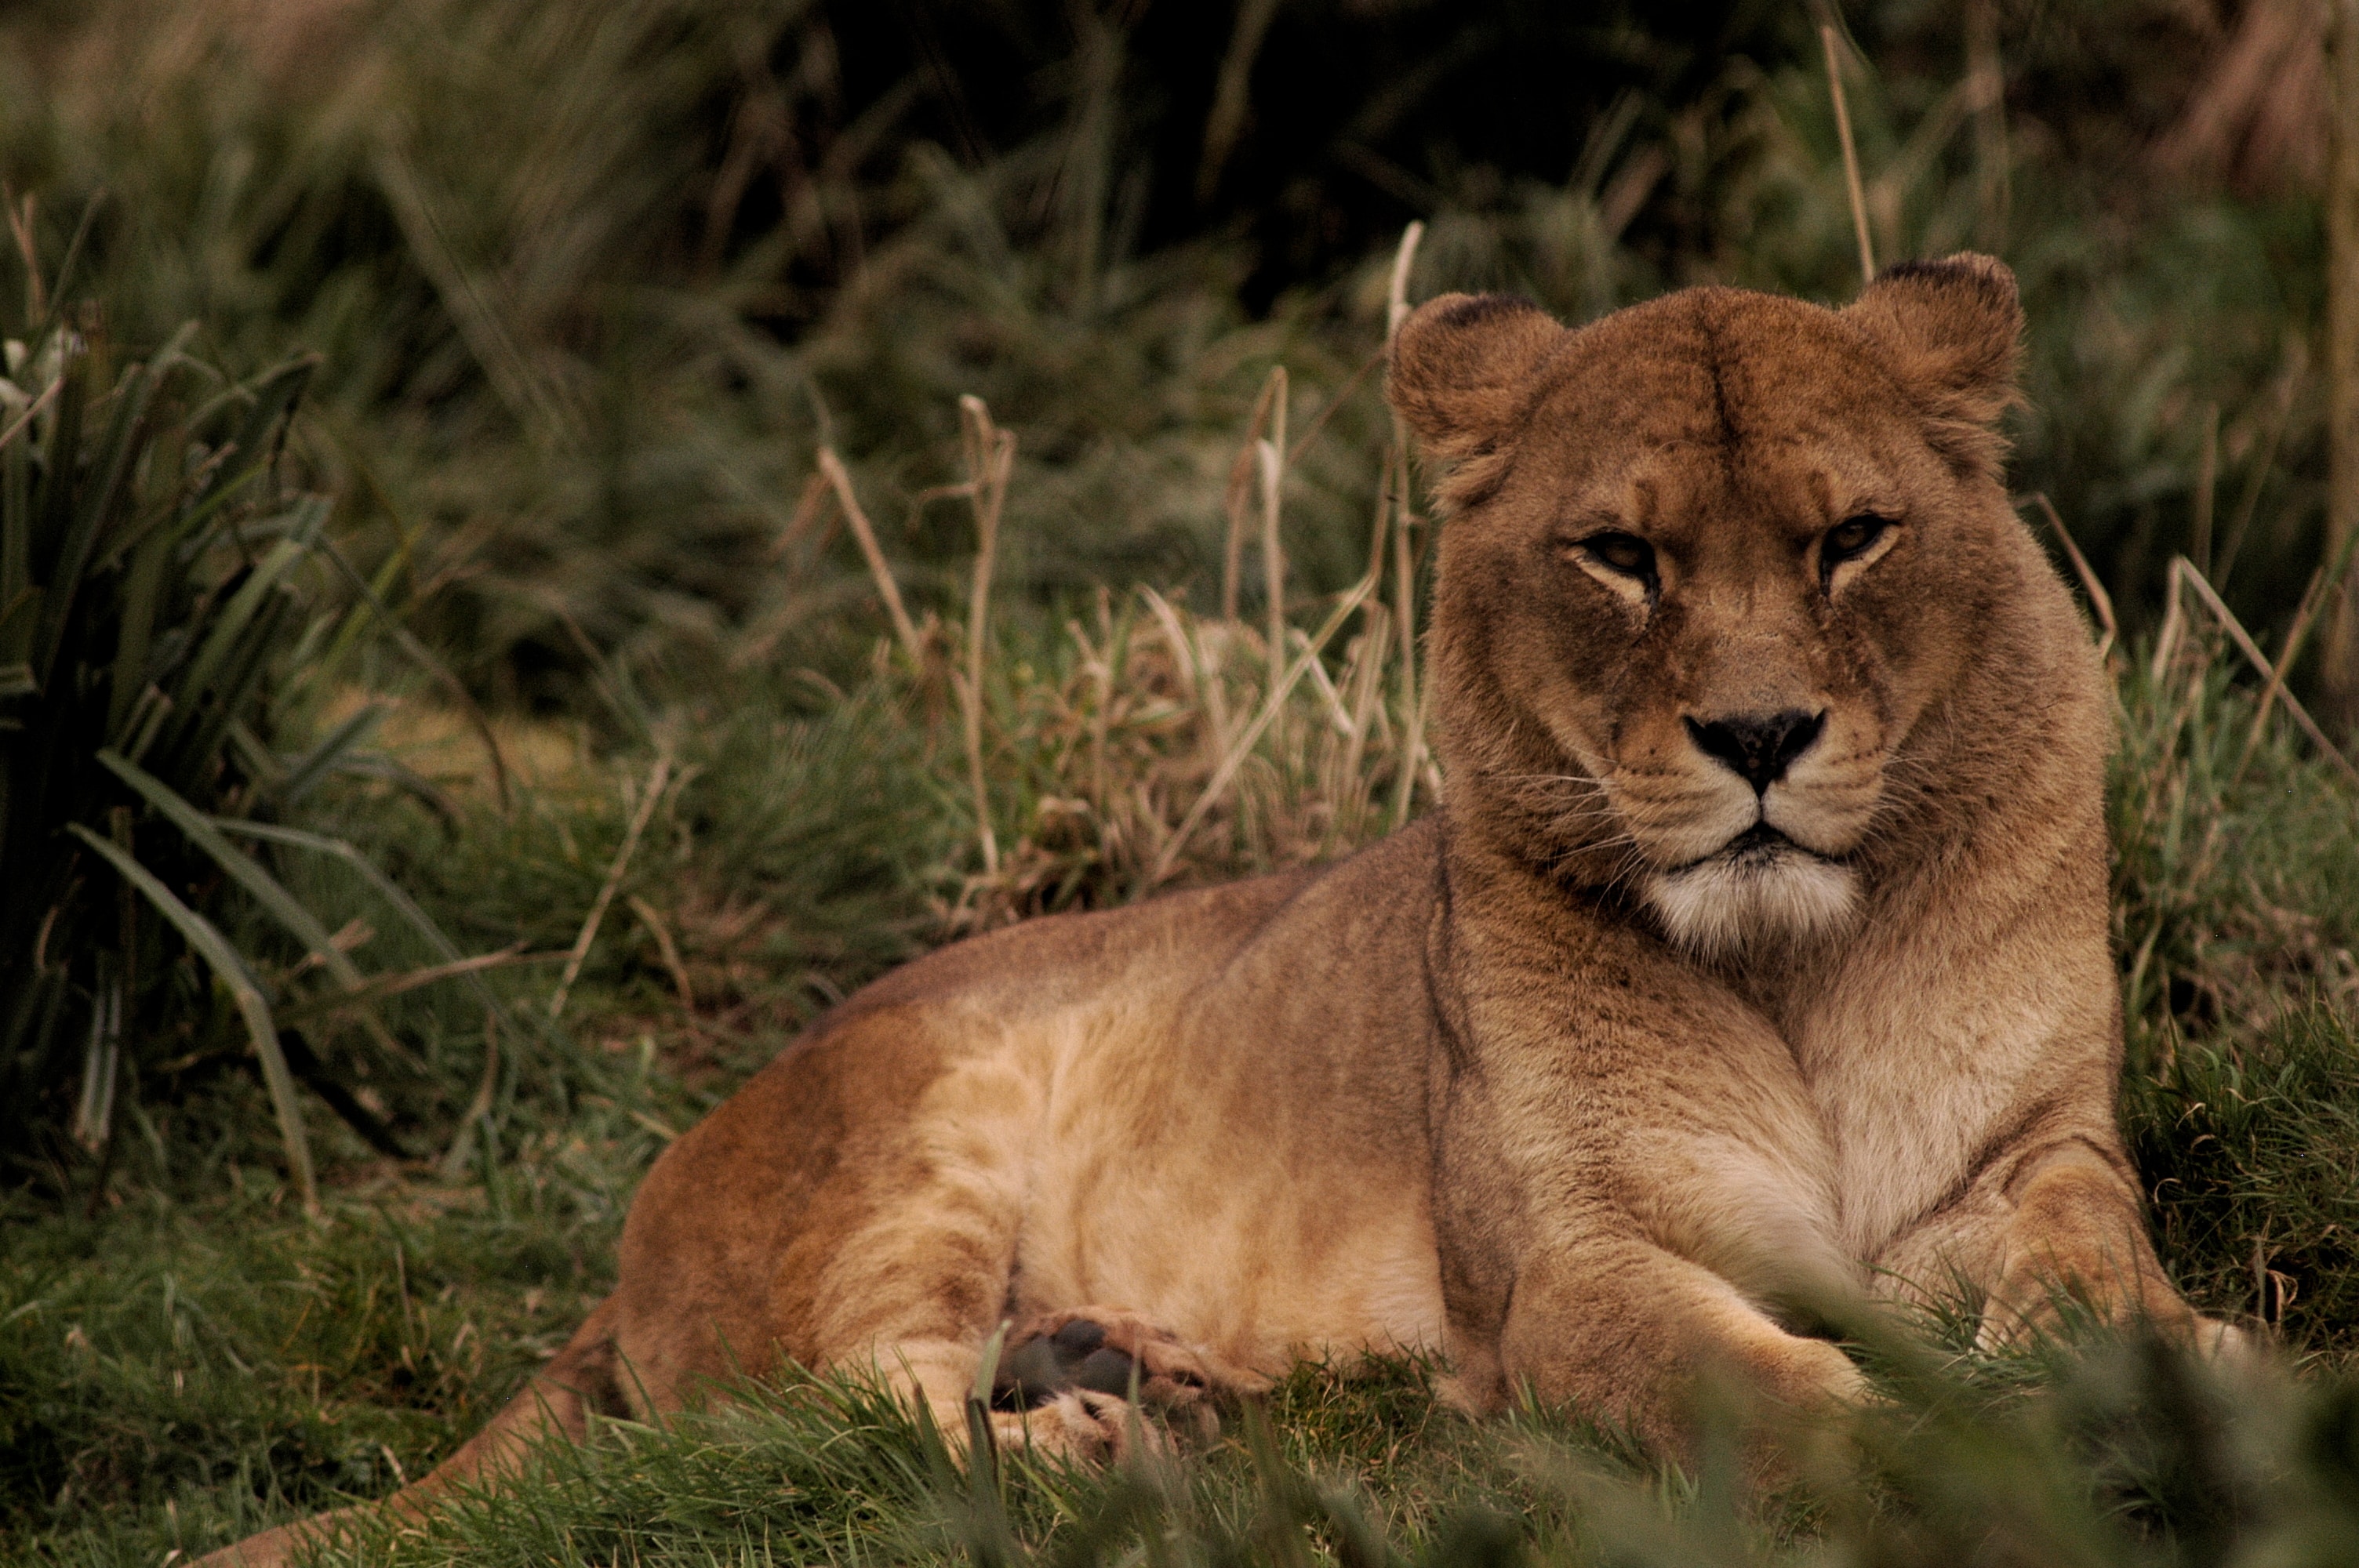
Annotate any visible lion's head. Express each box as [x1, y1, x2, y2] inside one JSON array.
[[1390, 257, 2070, 959]]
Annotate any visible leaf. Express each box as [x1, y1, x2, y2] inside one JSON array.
[[96, 746, 427, 1073], [212, 820, 509, 1019], [275, 702, 387, 804], [104, 524, 171, 742], [65, 823, 317, 1214], [150, 512, 318, 770], [97, 750, 368, 992]]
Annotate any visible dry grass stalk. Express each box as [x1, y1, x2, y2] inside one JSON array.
[[437, 1007, 500, 1181], [1158, 451, 1399, 885], [956, 396, 1016, 877], [1197, 0, 1281, 203], [1822, 24, 1877, 286], [1259, 423, 1287, 702], [628, 894, 696, 1012], [2215, 354, 2303, 588], [2167, 555, 2359, 789], [767, 471, 833, 561], [1384, 221, 1429, 829], [2322, 0, 2359, 723], [942, 560, 1419, 929], [550, 744, 675, 1022], [818, 447, 924, 667], [1222, 367, 1288, 625], [1150, 548, 1386, 888], [0, 372, 61, 452], [1386, 220, 1425, 339], [2193, 402, 2219, 577], [925, 235, 1440, 922], [2234, 525, 2359, 779], [2234, 563, 2328, 783], [2028, 494, 2117, 658], [1965, 0, 2009, 245]]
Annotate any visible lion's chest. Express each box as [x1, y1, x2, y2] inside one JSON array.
[[1796, 975, 2064, 1258]]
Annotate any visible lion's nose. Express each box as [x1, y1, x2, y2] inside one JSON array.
[[1684, 709, 1825, 793]]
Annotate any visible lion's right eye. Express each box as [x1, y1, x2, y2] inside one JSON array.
[[1577, 532, 1656, 582], [1819, 514, 1894, 588]]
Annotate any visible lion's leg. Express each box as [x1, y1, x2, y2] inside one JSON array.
[[792, 1106, 1208, 1459], [1875, 1137, 2244, 1356], [1493, 1233, 1866, 1459]]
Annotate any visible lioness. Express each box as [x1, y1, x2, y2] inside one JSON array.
[[205, 256, 2230, 1566]]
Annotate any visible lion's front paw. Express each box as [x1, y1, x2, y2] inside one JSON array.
[[1973, 1274, 2264, 1366], [994, 1307, 1266, 1436], [2189, 1313, 2267, 1367]]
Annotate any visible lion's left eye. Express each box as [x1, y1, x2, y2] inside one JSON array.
[[1578, 531, 1656, 579], [1820, 515, 1892, 583]]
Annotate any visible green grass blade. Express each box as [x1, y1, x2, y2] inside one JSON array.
[[213, 819, 602, 1098], [0, 437, 27, 662], [274, 702, 387, 803], [163, 539, 304, 721], [224, 717, 283, 790], [104, 525, 170, 741], [320, 750, 462, 826], [0, 961, 69, 1110], [27, 356, 141, 686], [319, 538, 512, 809], [198, 354, 316, 508], [24, 194, 103, 350], [26, 354, 85, 681], [211, 820, 489, 996], [168, 594, 290, 784], [151, 523, 314, 762], [96, 750, 367, 992], [105, 460, 265, 575], [64, 823, 318, 1214], [73, 325, 199, 568]]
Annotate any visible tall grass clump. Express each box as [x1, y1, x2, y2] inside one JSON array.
[[2106, 554, 2359, 1356], [782, 239, 1434, 936], [0, 238, 531, 1212]]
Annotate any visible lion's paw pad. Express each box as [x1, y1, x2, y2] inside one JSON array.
[[990, 1308, 1258, 1422], [994, 1319, 1144, 1408]]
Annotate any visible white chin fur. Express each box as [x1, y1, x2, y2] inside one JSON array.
[[1645, 851, 1859, 958]]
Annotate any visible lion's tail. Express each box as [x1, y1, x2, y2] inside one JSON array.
[[194, 1297, 630, 1567]]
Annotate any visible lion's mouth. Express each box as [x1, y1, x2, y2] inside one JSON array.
[[1647, 820, 1862, 956], [1680, 822, 1815, 873]]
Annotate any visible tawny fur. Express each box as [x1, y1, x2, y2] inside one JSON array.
[[200, 256, 2235, 1566]]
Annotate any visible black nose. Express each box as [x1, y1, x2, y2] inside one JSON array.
[[1684, 709, 1825, 793]]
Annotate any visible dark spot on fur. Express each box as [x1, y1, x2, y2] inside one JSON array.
[[990, 1316, 1136, 1408], [1052, 1318, 1107, 1355]]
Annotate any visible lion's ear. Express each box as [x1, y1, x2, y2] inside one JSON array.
[[1387, 293, 1564, 479], [1845, 253, 2023, 476]]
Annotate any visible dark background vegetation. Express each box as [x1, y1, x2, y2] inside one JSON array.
[[0, 0, 2329, 705], [2, 2, 2357, 1564]]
